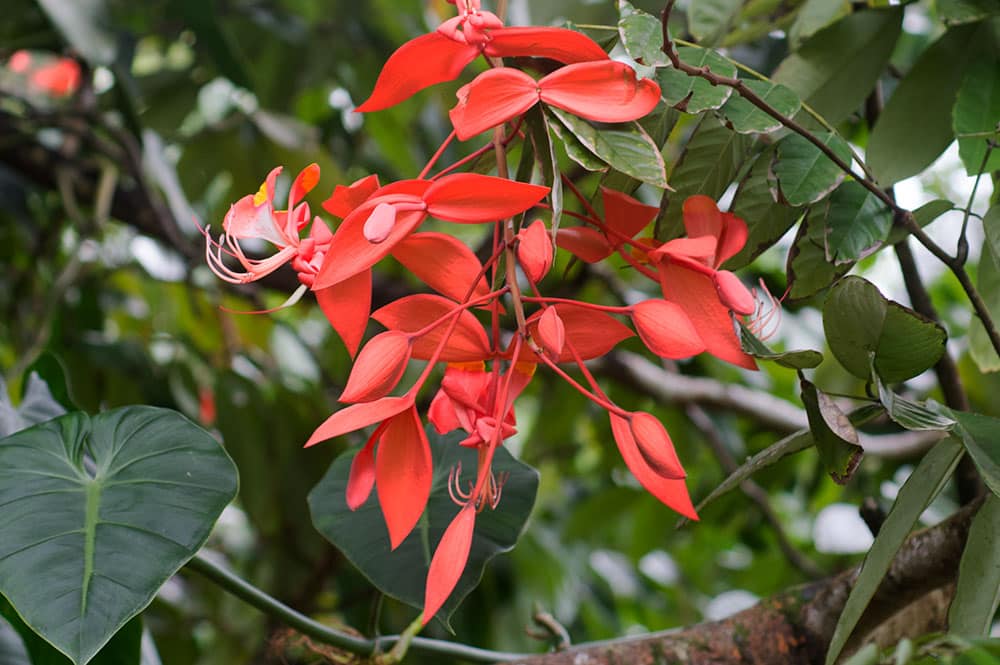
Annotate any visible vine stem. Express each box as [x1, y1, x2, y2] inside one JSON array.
[[184, 553, 531, 662], [658, 0, 1000, 359]]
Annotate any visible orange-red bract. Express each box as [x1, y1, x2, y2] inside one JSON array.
[[423, 503, 476, 623], [535, 307, 566, 359], [630, 299, 705, 359], [392, 232, 491, 303], [629, 412, 686, 480], [375, 407, 432, 549], [315, 269, 371, 358], [373, 294, 491, 362], [517, 219, 553, 283], [521, 304, 633, 363], [304, 395, 414, 448], [339, 331, 412, 403], [346, 429, 380, 510]]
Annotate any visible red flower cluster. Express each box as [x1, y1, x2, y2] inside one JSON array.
[[204, 1, 759, 624], [5, 50, 81, 98]]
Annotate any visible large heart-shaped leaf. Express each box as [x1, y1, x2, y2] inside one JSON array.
[[308, 430, 538, 628], [0, 407, 238, 664]]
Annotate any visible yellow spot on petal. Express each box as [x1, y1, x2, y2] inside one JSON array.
[[252, 181, 269, 206]]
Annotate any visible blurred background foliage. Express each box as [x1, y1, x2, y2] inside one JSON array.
[[1, 0, 997, 663]]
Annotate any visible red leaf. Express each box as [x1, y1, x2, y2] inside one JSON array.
[[314, 268, 371, 358], [346, 430, 379, 509], [629, 412, 685, 479], [555, 226, 613, 263], [516, 219, 553, 283], [373, 294, 491, 362], [391, 232, 491, 302], [610, 413, 698, 520], [423, 503, 476, 623], [425, 173, 549, 223], [376, 407, 432, 549], [355, 32, 479, 112], [539, 61, 660, 124], [631, 299, 705, 359], [658, 264, 756, 370], [602, 187, 659, 240], [322, 174, 381, 219], [304, 395, 414, 448], [524, 304, 633, 362], [339, 331, 412, 403], [535, 307, 565, 358], [448, 68, 539, 140], [485, 26, 609, 64]]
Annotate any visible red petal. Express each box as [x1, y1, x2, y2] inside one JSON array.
[[373, 294, 491, 362], [539, 61, 660, 124], [391, 232, 491, 302], [289, 163, 321, 209], [555, 226, 614, 263], [610, 413, 698, 519], [651, 236, 718, 264], [717, 212, 749, 266], [322, 174, 381, 219], [304, 395, 414, 447], [535, 307, 566, 358], [448, 67, 539, 140], [376, 407, 432, 549], [631, 299, 705, 359], [314, 268, 371, 358], [602, 188, 659, 240], [485, 26, 609, 63], [523, 303, 633, 363], [516, 219, 553, 283], [425, 173, 548, 223], [682, 195, 724, 240], [428, 388, 461, 435], [629, 412, 686, 479], [346, 430, 379, 510], [339, 331, 412, 403], [714, 270, 755, 315], [355, 32, 479, 112], [423, 503, 476, 623], [658, 264, 756, 370]]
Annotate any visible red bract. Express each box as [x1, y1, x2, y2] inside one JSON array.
[[519, 304, 634, 363], [516, 219, 553, 283], [428, 363, 532, 447], [424, 503, 476, 623], [355, 0, 608, 113], [339, 331, 413, 403], [630, 299, 705, 360], [629, 412, 686, 480], [374, 294, 491, 362], [556, 188, 658, 263], [304, 395, 414, 448], [449, 61, 661, 140], [535, 307, 565, 359], [376, 407, 433, 548], [392, 232, 491, 303]]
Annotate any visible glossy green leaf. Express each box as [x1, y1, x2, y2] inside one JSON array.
[[0, 407, 238, 664], [618, 1, 668, 67], [950, 410, 1000, 498], [800, 377, 863, 484], [548, 108, 668, 189], [823, 181, 893, 264], [949, 494, 1000, 637], [825, 436, 965, 665], [954, 60, 1000, 176], [656, 115, 752, 240], [308, 430, 539, 628], [773, 7, 902, 126], [773, 132, 853, 206], [687, 0, 742, 44], [526, 107, 562, 234], [874, 372, 957, 432], [547, 113, 608, 172], [726, 147, 802, 269], [657, 47, 736, 113], [823, 276, 946, 382], [788, 0, 851, 49], [786, 205, 852, 301], [740, 325, 823, 369], [867, 22, 986, 186], [720, 80, 801, 134]]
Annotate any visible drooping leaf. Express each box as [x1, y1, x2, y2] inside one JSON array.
[[720, 80, 801, 134], [948, 494, 1000, 637], [824, 436, 965, 665], [773, 132, 853, 206], [823, 181, 893, 264], [788, 0, 851, 50], [950, 410, 1000, 499], [526, 107, 562, 235], [822, 276, 946, 382], [800, 377, 863, 484], [954, 59, 1000, 176], [0, 407, 238, 664], [687, 0, 742, 45], [657, 47, 735, 113], [547, 110, 608, 172], [866, 22, 987, 186], [548, 108, 668, 189], [971, 207, 1000, 372], [786, 207, 852, 301], [618, 1, 668, 67], [873, 371, 957, 432], [308, 430, 539, 628], [739, 324, 823, 369], [773, 7, 902, 126]]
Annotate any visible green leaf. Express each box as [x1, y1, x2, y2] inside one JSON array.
[[740, 324, 823, 369], [23, 353, 76, 412], [725, 147, 803, 269], [688, 0, 742, 44], [950, 410, 1000, 499], [548, 108, 668, 189], [874, 372, 957, 432], [939, 0, 1000, 24], [866, 22, 987, 186], [0, 407, 238, 664], [788, 0, 851, 50], [954, 60, 1000, 176], [825, 436, 965, 665], [800, 377, 863, 483], [547, 113, 607, 172], [720, 80, 801, 134], [822, 276, 946, 382], [786, 204, 852, 301], [886, 199, 954, 245], [949, 494, 1000, 637], [618, 1, 668, 67], [657, 47, 736, 113], [773, 7, 902, 126], [773, 132, 853, 206], [656, 115, 752, 240], [34, 0, 117, 66], [972, 208, 1000, 372], [308, 430, 539, 628], [823, 181, 893, 264], [526, 107, 562, 234]]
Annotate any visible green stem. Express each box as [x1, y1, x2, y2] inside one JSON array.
[[184, 552, 531, 662]]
